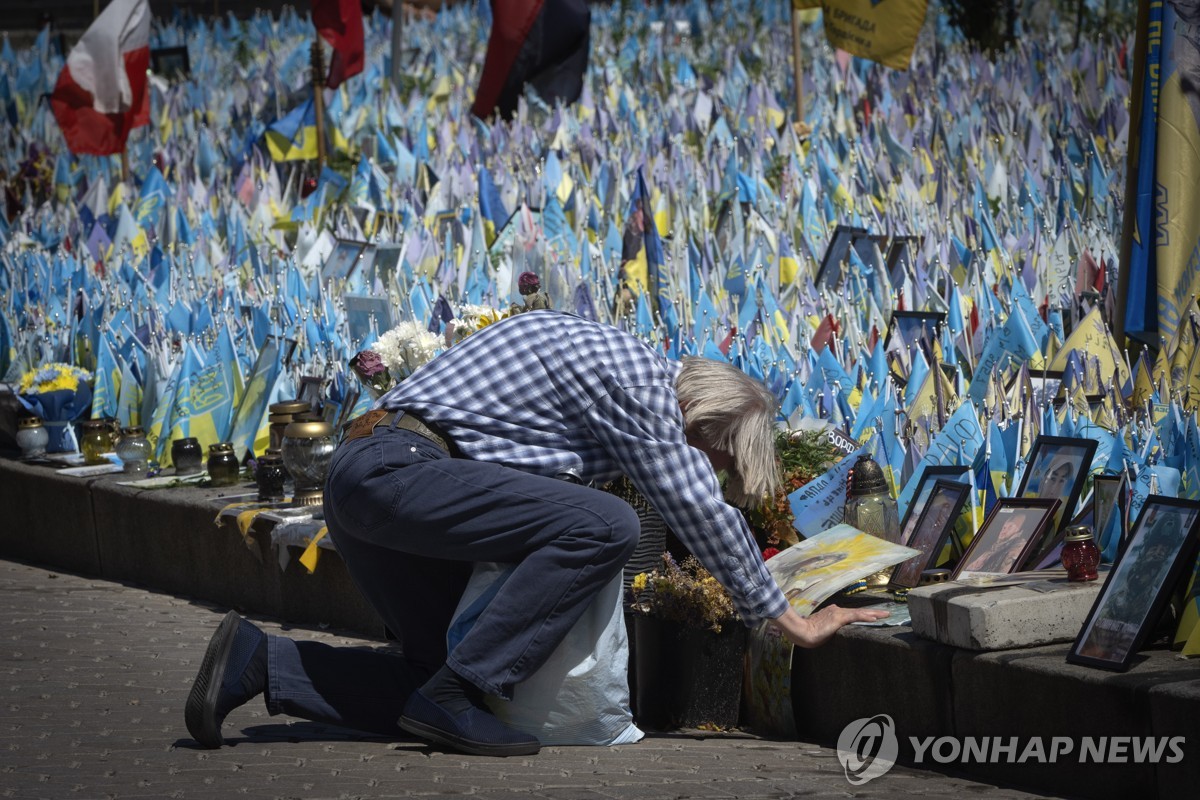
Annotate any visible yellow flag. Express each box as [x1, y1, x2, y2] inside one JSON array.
[[1184, 620, 1200, 657], [1153, 71, 1200, 349], [265, 126, 319, 162], [810, 2, 929, 70], [299, 527, 330, 574], [1048, 308, 1131, 388], [1132, 352, 1156, 409]]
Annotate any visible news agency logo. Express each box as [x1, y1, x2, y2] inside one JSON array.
[[836, 714, 899, 785], [835, 714, 1188, 785]]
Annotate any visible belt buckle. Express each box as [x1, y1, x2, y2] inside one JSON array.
[[342, 409, 388, 442]]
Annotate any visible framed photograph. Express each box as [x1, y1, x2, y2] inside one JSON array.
[[1093, 473, 1128, 555], [815, 224, 868, 289], [886, 236, 922, 287], [321, 239, 369, 282], [952, 498, 1060, 578], [1069, 497, 1200, 671], [297, 376, 325, 413], [899, 465, 969, 547], [150, 46, 190, 79], [885, 311, 945, 354], [1017, 436, 1098, 542], [890, 481, 971, 590], [1031, 370, 1065, 408], [280, 337, 300, 368], [344, 294, 394, 348], [374, 243, 405, 292]]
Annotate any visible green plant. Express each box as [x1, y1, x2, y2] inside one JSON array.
[[745, 429, 842, 553], [629, 554, 736, 634]]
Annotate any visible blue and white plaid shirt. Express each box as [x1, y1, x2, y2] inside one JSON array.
[[377, 311, 789, 623]]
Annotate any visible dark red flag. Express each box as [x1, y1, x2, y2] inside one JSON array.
[[472, 0, 590, 120], [313, 0, 364, 89]]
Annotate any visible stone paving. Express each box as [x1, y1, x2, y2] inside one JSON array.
[[0, 558, 1059, 799]]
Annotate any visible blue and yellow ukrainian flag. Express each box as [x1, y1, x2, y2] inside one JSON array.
[[265, 99, 319, 162]]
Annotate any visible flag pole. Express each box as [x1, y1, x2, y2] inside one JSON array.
[[311, 39, 328, 172], [390, 0, 404, 88], [1114, 0, 1150, 351], [790, 3, 805, 125]]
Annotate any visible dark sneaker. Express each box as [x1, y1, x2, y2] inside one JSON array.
[[185, 611, 268, 748], [399, 689, 541, 757]]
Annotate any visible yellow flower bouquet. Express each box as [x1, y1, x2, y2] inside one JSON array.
[[17, 363, 93, 452]]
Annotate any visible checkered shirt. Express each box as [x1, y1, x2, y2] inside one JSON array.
[[376, 310, 789, 622]]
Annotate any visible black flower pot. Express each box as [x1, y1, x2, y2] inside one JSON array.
[[630, 615, 747, 730]]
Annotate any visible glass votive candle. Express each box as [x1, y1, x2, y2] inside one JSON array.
[[281, 419, 336, 506], [78, 420, 112, 465], [172, 437, 204, 474], [16, 416, 49, 458], [1061, 525, 1101, 582], [254, 452, 287, 502], [115, 426, 151, 474], [207, 442, 241, 487]]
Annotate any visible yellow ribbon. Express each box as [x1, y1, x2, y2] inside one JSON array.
[[213, 500, 266, 527], [299, 527, 329, 574], [236, 508, 270, 539]]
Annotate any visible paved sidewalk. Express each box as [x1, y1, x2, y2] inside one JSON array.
[[0, 558, 1057, 799]]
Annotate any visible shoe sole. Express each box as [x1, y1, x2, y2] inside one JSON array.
[[184, 610, 240, 749], [398, 714, 541, 757]]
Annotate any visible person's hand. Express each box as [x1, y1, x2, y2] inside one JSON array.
[[768, 605, 889, 649]]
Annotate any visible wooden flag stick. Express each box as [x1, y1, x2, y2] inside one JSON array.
[[790, 4, 805, 126], [311, 39, 328, 172]]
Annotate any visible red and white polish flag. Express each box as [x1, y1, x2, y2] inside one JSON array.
[[51, 0, 151, 156]]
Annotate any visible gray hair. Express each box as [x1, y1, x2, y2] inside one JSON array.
[[675, 356, 781, 507]]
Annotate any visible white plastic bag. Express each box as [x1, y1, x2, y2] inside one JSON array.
[[446, 562, 644, 746]]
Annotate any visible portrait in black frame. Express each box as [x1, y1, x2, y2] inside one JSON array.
[[150, 46, 190, 79], [885, 310, 945, 354], [814, 224, 867, 289], [953, 498, 1060, 578], [1069, 496, 1200, 671], [890, 480, 971, 590], [898, 465, 970, 554], [1093, 473, 1128, 558], [321, 239, 369, 282], [1017, 435, 1098, 547]]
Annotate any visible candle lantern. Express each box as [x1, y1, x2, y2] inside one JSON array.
[[254, 452, 288, 502], [844, 453, 901, 587], [172, 437, 204, 474], [1061, 525, 1101, 582], [281, 419, 336, 506], [269, 400, 312, 451], [79, 420, 112, 465], [207, 442, 241, 487], [16, 416, 49, 458], [115, 427, 151, 474]]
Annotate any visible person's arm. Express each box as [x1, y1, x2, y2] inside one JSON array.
[[769, 605, 889, 648], [582, 381, 788, 621], [584, 381, 891, 638]]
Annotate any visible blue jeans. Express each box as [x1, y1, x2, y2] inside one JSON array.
[[264, 418, 639, 734]]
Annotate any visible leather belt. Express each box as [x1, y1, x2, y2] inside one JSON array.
[[341, 409, 451, 453]]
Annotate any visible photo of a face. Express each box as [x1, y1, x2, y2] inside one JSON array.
[[954, 500, 1057, 577], [1073, 502, 1199, 666], [1018, 438, 1096, 535], [891, 482, 969, 589]]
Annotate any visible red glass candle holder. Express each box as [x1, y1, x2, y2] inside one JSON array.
[[1061, 526, 1100, 582]]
